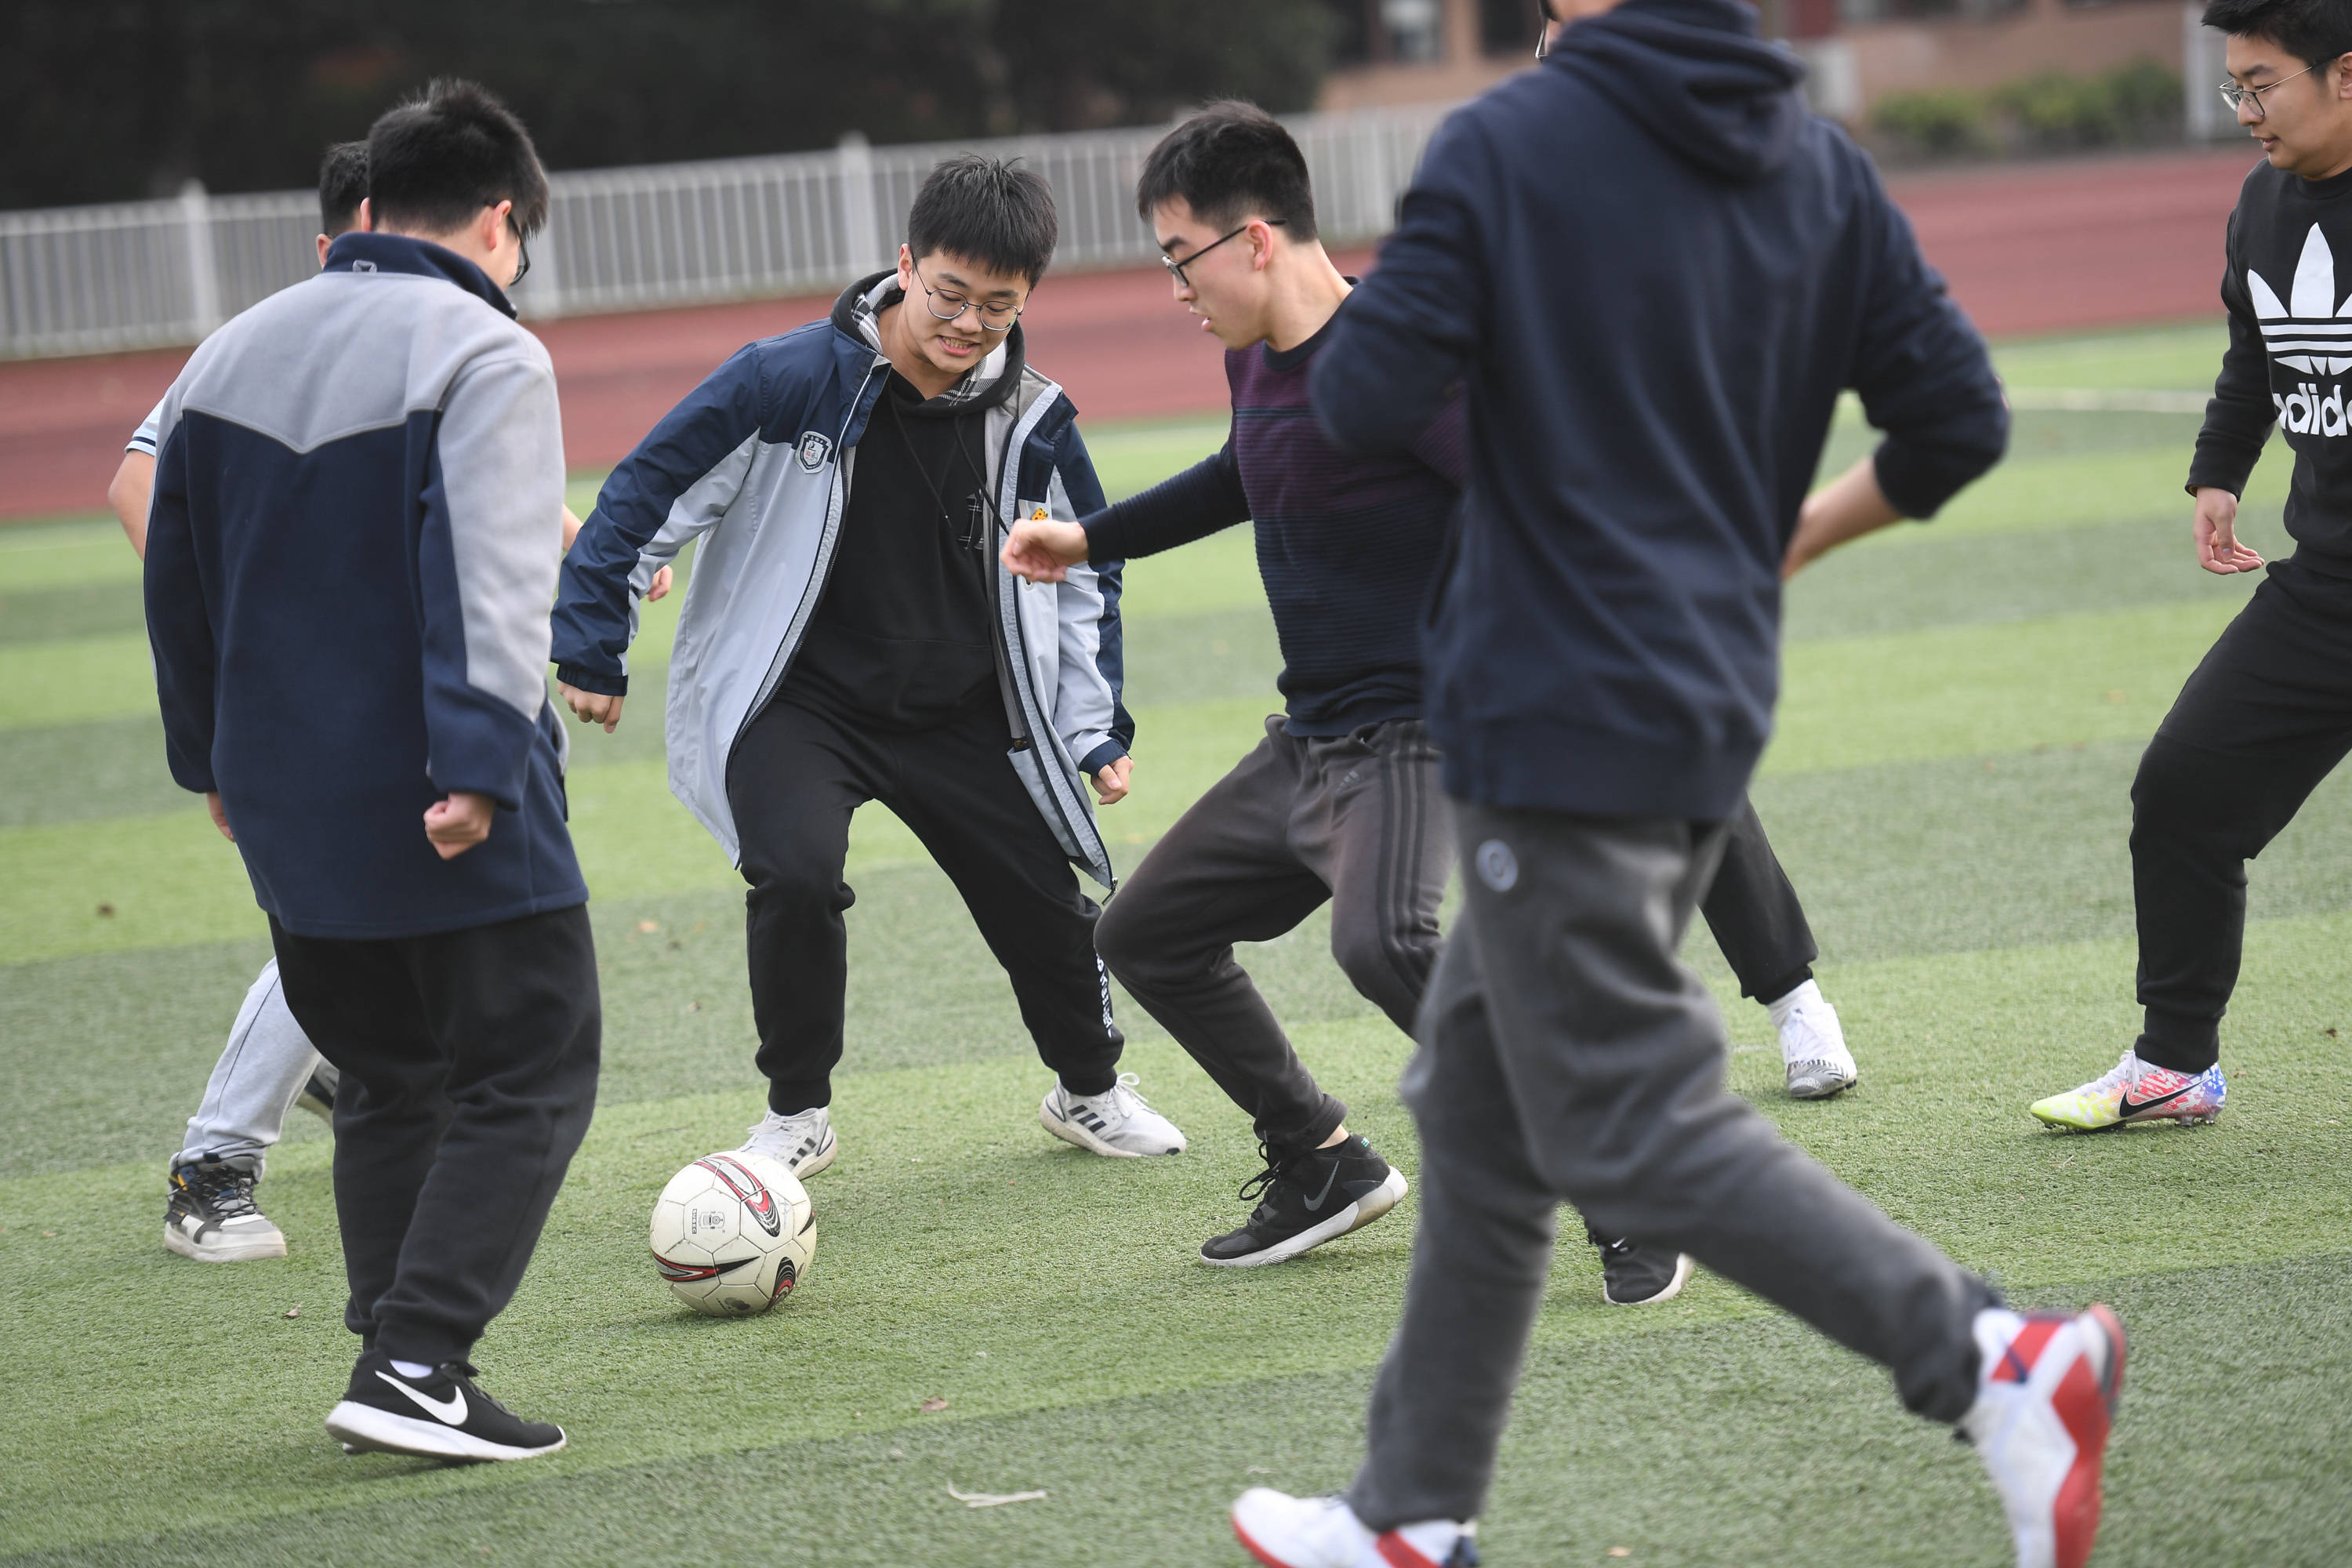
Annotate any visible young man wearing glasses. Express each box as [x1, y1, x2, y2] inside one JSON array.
[[553, 155, 1185, 1178], [1004, 103, 1851, 1284], [146, 79, 598, 1460], [2031, 0, 2352, 1131]]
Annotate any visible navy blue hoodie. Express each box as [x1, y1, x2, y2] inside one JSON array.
[[1311, 0, 2006, 821]]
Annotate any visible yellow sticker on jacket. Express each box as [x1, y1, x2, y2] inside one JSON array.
[[1031, 507, 1050, 521]]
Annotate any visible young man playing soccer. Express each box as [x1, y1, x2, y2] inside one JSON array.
[[110, 143, 665, 1265], [1224, 2, 2125, 1565], [2031, 0, 2352, 1134], [550, 155, 1185, 1178], [146, 80, 597, 1460], [1004, 103, 1853, 1282]]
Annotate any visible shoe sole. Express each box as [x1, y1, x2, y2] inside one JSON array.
[[1788, 1067, 1858, 1100], [2031, 1108, 2223, 1133], [163, 1225, 286, 1262], [1232, 1517, 1296, 1568], [1199, 1167, 1410, 1269], [1036, 1098, 1183, 1159], [326, 1400, 565, 1462], [1604, 1251, 1694, 1306]]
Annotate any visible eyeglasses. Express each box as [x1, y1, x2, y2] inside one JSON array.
[[1159, 220, 1287, 288], [510, 230, 531, 289], [1534, 0, 1555, 61], [2220, 61, 2319, 118], [909, 258, 1022, 332]]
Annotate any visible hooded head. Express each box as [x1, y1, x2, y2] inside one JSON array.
[[1548, 0, 1810, 183]]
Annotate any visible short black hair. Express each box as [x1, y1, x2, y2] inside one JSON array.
[[365, 78, 550, 238], [906, 154, 1058, 286], [318, 140, 368, 237], [1135, 101, 1318, 242], [2203, 0, 2352, 67]]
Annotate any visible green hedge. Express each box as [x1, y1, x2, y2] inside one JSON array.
[[1872, 59, 2183, 160]]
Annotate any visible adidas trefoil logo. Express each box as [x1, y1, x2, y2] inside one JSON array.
[[2250, 223, 2352, 435]]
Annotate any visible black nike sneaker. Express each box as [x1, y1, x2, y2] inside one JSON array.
[[327, 1350, 567, 1461], [164, 1155, 286, 1262], [1200, 1134, 1410, 1268], [1588, 1225, 1693, 1305]]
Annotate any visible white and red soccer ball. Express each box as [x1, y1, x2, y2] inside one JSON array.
[[649, 1151, 815, 1316]]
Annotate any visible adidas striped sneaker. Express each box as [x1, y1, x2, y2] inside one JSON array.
[[1039, 1072, 1186, 1158]]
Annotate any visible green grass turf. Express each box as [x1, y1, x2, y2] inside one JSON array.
[[5, 320, 2350, 1563]]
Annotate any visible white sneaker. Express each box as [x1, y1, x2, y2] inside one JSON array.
[[1773, 980, 1858, 1099], [1960, 1304, 2125, 1568], [736, 1105, 838, 1178], [1230, 1490, 1476, 1568], [1039, 1072, 1186, 1158]]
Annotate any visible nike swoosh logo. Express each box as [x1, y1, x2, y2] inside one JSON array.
[[376, 1370, 467, 1425], [1301, 1161, 1345, 1213], [2117, 1081, 2194, 1117]]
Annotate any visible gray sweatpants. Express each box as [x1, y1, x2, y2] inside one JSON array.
[[172, 960, 339, 1178], [1348, 800, 1992, 1530]]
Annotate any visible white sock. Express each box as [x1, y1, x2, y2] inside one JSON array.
[[390, 1359, 434, 1379], [1766, 978, 1822, 1033]]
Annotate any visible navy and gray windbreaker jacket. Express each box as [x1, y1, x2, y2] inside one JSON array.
[[143, 232, 586, 939], [550, 274, 1132, 887]]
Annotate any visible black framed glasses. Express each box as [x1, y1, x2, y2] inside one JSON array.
[[909, 257, 1022, 332], [1534, 0, 1555, 61], [509, 230, 531, 289], [1160, 220, 1287, 288], [2219, 61, 2319, 118]]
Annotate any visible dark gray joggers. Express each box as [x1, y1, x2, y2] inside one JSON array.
[[1345, 801, 1991, 1531]]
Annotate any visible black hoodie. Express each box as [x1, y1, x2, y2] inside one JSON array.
[[1310, 0, 2007, 821]]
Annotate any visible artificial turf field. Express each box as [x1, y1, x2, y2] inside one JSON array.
[[3, 318, 2350, 1566]]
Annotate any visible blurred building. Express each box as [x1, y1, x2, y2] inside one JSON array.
[[1316, 0, 2220, 129]]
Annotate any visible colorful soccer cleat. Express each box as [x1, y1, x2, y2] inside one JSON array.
[[1962, 1304, 2126, 1568], [2029, 1050, 2225, 1131]]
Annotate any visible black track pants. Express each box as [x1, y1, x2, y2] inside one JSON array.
[[2132, 558, 2352, 1073], [727, 695, 1123, 1115], [270, 904, 601, 1367], [1697, 795, 1819, 1004]]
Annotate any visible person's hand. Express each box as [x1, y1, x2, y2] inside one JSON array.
[[558, 681, 625, 733], [205, 792, 234, 842], [423, 791, 495, 859], [1782, 457, 1902, 580], [2194, 486, 2263, 575], [646, 564, 674, 601], [1001, 517, 1089, 583], [1091, 755, 1134, 805]]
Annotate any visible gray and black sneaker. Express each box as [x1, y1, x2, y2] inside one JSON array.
[[1200, 1134, 1409, 1268], [164, 1156, 287, 1262], [1588, 1225, 1693, 1305], [293, 1066, 339, 1122], [327, 1350, 567, 1461]]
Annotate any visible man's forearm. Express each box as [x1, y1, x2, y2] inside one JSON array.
[[1783, 457, 1903, 579], [109, 452, 155, 561]]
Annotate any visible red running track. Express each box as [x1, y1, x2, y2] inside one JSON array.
[[0, 146, 2255, 524]]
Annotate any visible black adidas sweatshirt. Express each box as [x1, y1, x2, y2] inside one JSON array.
[[1309, 0, 2007, 822], [2188, 158, 2352, 575]]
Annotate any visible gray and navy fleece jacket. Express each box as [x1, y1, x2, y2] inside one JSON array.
[[143, 231, 585, 939], [1312, 0, 2008, 822], [550, 274, 1132, 887]]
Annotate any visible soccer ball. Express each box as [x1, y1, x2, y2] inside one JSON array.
[[648, 1150, 815, 1316]]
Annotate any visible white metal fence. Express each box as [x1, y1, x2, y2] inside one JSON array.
[[0, 103, 1453, 361]]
